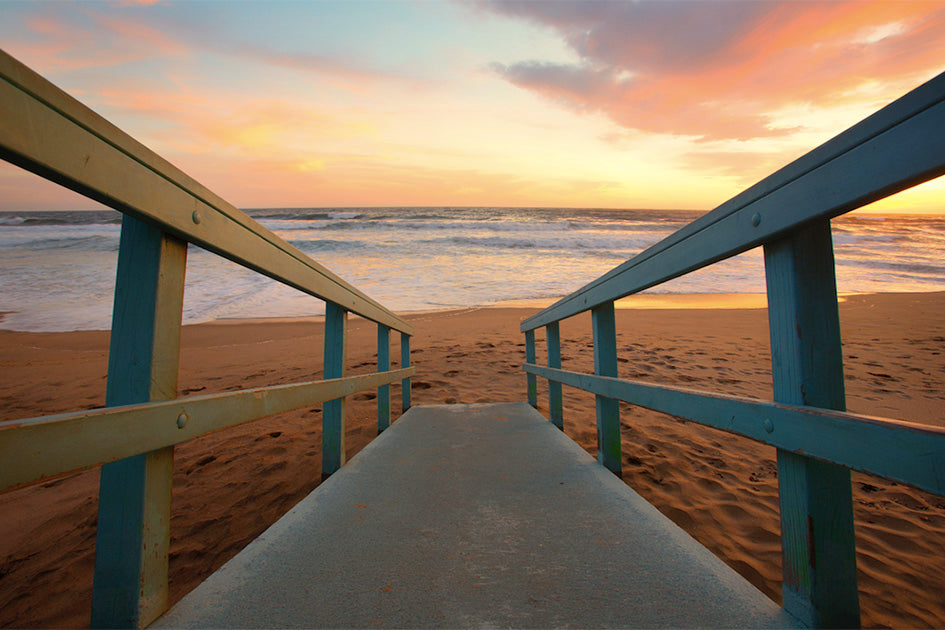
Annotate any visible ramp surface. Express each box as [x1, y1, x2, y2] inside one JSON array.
[[154, 402, 799, 628]]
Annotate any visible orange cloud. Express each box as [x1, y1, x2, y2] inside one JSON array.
[[6, 4, 407, 92], [11, 9, 186, 73], [487, 1, 945, 141], [97, 83, 376, 144]]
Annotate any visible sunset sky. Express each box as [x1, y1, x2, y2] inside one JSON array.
[[1, 0, 943, 213]]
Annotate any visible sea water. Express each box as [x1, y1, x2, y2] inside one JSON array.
[[0, 207, 943, 332]]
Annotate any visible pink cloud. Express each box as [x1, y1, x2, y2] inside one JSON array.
[[7, 5, 409, 90], [485, 1, 945, 141], [491, 60, 790, 141], [8, 9, 186, 74]]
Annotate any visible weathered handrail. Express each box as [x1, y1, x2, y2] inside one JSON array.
[[0, 368, 414, 492], [0, 48, 414, 628], [522, 365, 945, 497], [522, 70, 945, 629]]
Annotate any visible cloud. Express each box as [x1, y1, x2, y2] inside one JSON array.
[[485, 0, 770, 75], [6, 4, 414, 89], [109, 0, 165, 7], [201, 37, 426, 91], [484, 1, 945, 142], [93, 83, 380, 162], [491, 60, 791, 141]]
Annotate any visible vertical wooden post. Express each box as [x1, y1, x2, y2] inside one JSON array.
[[546, 321, 563, 429], [525, 329, 537, 407], [764, 220, 860, 628], [377, 324, 390, 433], [400, 333, 411, 412], [592, 302, 621, 475], [91, 217, 186, 629], [322, 301, 347, 479]]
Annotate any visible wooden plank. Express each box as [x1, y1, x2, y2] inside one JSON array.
[[525, 329, 537, 407], [523, 364, 945, 497], [91, 218, 186, 628], [0, 368, 414, 493], [0, 50, 411, 335], [521, 71, 945, 332], [764, 221, 859, 628], [401, 333, 411, 412], [592, 302, 621, 475], [546, 322, 563, 429], [322, 302, 347, 478], [377, 324, 391, 433]]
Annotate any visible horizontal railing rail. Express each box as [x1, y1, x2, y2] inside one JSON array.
[[523, 365, 945, 497], [522, 70, 945, 629], [0, 367, 414, 493], [0, 48, 414, 628]]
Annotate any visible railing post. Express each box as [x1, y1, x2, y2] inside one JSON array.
[[322, 301, 347, 479], [525, 329, 537, 407], [764, 219, 860, 628], [91, 217, 186, 628], [400, 333, 411, 412], [546, 321, 563, 429], [592, 301, 621, 475], [377, 324, 390, 433]]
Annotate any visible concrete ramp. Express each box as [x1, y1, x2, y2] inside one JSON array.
[[153, 402, 799, 628]]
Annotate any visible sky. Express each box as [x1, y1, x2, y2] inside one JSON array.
[[0, 0, 943, 214]]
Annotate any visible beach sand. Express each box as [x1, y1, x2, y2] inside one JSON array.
[[1, 292, 943, 628]]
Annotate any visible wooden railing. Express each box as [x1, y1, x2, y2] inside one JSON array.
[[522, 71, 945, 628], [0, 50, 414, 628]]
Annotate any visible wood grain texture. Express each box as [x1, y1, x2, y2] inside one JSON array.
[[322, 302, 348, 477], [377, 325, 391, 433], [525, 329, 537, 408], [92, 218, 186, 628], [546, 321, 563, 429], [401, 333, 412, 412], [592, 302, 621, 475], [764, 221, 859, 628]]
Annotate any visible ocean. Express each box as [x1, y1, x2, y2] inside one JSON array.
[[1, 207, 943, 332]]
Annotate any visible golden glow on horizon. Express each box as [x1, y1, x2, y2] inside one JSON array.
[[856, 177, 945, 215]]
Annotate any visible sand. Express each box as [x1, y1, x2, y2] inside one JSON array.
[[1, 292, 944, 628]]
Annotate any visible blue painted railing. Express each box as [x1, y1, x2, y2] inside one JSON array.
[[522, 71, 945, 628], [0, 50, 414, 627]]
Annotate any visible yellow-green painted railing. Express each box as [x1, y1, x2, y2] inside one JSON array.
[[522, 71, 945, 628], [0, 49, 414, 628]]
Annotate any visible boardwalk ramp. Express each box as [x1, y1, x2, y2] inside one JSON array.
[[153, 402, 798, 628]]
